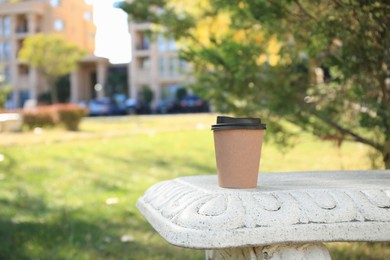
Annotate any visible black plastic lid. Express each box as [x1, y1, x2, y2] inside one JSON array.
[[211, 116, 266, 131]]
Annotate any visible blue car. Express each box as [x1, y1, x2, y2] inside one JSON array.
[[88, 98, 126, 116], [180, 95, 209, 113]]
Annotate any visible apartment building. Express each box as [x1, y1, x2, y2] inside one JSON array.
[[0, 0, 109, 108], [128, 22, 190, 108]]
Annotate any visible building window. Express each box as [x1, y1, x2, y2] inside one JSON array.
[[179, 59, 186, 74], [142, 36, 149, 50], [4, 42, 11, 61], [53, 19, 65, 31], [4, 16, 10, 37], [136, 33, 149, 50], [168, 37, 175, 51], [169, 56, 175, 77], [16, 15, 28, 33], [159, 57, 166, 77], [84, 11, 92, 21], [50, 0, 61, 7], [157, 34, 166, 51]]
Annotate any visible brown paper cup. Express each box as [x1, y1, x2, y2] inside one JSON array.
[[213, 129, 264, 188]]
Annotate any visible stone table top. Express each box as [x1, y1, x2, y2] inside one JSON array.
[[136, 170, 390, 249]]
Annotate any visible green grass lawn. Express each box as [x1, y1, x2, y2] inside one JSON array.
[[0, 114, 388, 259]]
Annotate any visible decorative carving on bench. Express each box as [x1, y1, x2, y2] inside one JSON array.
[[142, 178, 390, 230], [137, 171, 390, 249]]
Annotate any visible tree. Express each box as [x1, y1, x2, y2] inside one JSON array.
[[119, 0, 390, 168], [0, 63, 11, 109], [18, 34, 85, 103]]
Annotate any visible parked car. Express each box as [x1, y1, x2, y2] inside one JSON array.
[[88, 98, 126, 116], [179, 95, 209, 113], [125, 98, 138, 114], [124, 98, 152, 115], [155, 99, 181, 114], [112, 94, 127, 115], [88, 98, 111, 116]]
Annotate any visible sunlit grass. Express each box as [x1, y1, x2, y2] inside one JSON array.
[[0, 114, 387, 259]]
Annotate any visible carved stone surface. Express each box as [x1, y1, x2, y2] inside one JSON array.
[[136, 170, 390, 249], [205, 243, 331, 260]]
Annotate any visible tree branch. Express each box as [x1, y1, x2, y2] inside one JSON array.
[[293, 0, 318, 21], [331, 0, 344, 8], [266, 0, 301, 17], [311, 110, 383, 151]]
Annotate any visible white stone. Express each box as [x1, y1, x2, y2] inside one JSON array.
[[0, 113, 23, 132], [137, 170, 390, 249]]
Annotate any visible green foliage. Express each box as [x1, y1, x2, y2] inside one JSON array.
[[37, 76, 71, 105], [141, 85, 154, 104], [0, 85, 11, 109], [119, 0, 390, 168], [56, 104, 88, 131], [105, 71, 128, 96], [37, 91, 51, 105], [18, 34, 85, 103], [56, 75, 71, 103], [176, 87, 187, 101]]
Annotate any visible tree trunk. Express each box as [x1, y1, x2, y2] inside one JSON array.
[[48, 77, 58, 104], [383, 139, 390, 169]]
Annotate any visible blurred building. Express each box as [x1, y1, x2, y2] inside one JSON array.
[[128, 22, 191, 108], [0, 0, 109, 108]]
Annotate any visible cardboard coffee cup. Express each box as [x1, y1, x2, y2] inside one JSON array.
[[212, 116, 266, 188]]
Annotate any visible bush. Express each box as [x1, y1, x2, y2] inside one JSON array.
[[23, 107, 57, 129], [55, 104, 88, 131], [0, 85, 12, 109], [22, 104, 87, 131]]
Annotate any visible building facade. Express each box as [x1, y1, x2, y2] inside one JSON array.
[[0, 0, 109, 108], [128, 22, 190, 108]]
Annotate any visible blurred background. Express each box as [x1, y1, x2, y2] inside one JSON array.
[[0, 0, 389, 259]]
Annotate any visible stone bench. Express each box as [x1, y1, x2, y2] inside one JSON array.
[[0, 113, 23, 132], [137, 170, 390, 259]]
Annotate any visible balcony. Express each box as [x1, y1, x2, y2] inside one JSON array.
[[136, 42, 150, 50], [16, 25, 28, 34], [0, 1, 45, 16]]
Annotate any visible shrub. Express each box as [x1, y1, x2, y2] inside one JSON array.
[[0, 85, 12, 109], [21, 104, 87, 131], [55, 104, 88, 131], [22, 107, 57, 129]]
